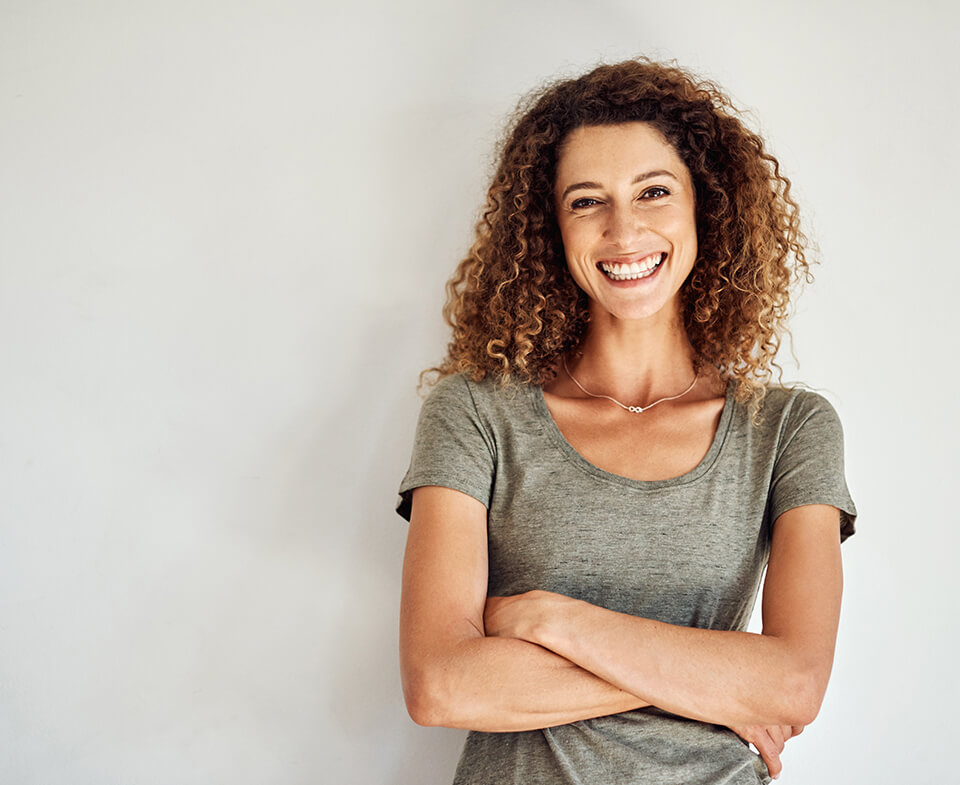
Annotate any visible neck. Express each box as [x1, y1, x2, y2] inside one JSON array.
[[568, 306, 698, 403]]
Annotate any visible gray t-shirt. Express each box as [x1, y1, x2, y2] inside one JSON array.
[[398, 373, 856, 785]]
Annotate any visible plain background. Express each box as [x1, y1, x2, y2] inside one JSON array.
[[1, 1, 957, 783]]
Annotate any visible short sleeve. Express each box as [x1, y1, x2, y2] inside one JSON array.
[[769, 391, 858, 542], [396, 374, 496, 521]]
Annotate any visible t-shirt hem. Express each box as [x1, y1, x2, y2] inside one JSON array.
[[770, 494, 857, 542], [396, 476, 491, 521]]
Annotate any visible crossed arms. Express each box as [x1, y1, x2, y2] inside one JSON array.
[[399, 485, 843, 776]]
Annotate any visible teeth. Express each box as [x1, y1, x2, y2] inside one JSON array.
[[600, 253, 664, 280]]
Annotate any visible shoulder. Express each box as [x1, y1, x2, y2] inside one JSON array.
[[758, 385, 857, 540], [420, 372, 475, 409], [398, 375, 505, 519], [726, 383, 850, 470], [414, 374, 484, 434], [422, 372, 502, 404], [413, 374, 513, 453], [421, 373, 531, 421], [758, 385, 846, 449], [760, 384, 839, 417]]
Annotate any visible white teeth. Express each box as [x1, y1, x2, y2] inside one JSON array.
[[599, 253, 664, 280]]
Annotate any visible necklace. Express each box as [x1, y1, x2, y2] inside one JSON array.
[[562, 356, 698, 414]]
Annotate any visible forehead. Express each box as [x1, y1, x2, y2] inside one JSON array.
[[555, 122, 689, 185]]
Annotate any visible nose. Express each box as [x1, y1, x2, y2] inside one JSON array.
[[602, 204, 645, 247]]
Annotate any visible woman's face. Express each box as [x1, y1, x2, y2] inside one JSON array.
[[554, 122, 698, 324]]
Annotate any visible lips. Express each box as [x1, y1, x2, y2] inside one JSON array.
[[597, 252, 666, 281]]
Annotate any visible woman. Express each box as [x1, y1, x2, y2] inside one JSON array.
[[397, 59, 856, 784]]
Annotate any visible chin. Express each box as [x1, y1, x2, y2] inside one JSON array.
[[589, 290, 681, 322]]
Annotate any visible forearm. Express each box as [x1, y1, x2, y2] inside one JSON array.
[[401, 486, 650, 732], [486, 506, 844, 729], [402, 631, 649, 732], [536, 598, 820, 727]]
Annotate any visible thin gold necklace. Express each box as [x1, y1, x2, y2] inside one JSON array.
[[562, 356, 698, 414]]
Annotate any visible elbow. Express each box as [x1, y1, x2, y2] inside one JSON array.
[[400, 630, 487, 728], [774, 667, 828, 727], [404, 687, 443, 728], [401, 662, 455, 727]]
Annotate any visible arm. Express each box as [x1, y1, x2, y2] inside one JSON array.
[[399, 485, 650, 732], [401, 486, 806, 776], [485, 504, 844, 729]]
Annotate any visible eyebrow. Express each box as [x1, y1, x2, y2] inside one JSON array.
[[559, 170, 680, 201]]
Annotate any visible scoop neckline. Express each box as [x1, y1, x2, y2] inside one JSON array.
[[531, 380, 736, 490]]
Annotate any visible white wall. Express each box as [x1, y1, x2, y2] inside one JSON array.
[[1, 1, 956, 782]]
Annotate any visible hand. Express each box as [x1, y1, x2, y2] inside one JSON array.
[[484, 591, 569, 644], [727, 724, 804, 780]]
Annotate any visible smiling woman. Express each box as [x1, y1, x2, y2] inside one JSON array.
[[397, 58, 856, 785], [554, 123, 698, 323]]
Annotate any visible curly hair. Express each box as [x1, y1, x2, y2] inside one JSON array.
[[429, 58, 812, 403]]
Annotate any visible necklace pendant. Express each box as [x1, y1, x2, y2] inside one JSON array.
[[628, 405, 643, 413]]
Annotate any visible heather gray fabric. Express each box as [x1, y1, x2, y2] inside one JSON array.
[[397, 374, 857, 785]]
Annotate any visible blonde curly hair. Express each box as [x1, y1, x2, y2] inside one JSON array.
[[429, 58, 812, 403]]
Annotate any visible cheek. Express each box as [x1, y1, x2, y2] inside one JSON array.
[[558, 219, 593, 260], [560, 239, 593, 292], [662, 209, 698, 249]]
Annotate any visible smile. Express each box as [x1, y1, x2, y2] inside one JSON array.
[[598, 253, 665, 281]]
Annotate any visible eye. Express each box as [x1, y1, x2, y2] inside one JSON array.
[[570, 196, 601, 210], [640, 186, 670, 200]]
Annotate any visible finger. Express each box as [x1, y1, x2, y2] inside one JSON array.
[[752, 732, 782, 779], [768, 725, 786, 752]]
